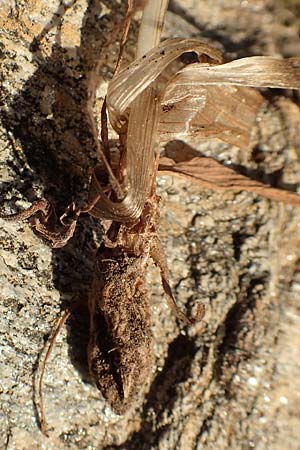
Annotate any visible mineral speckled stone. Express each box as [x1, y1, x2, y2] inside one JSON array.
[[1, 1, 300, 449]]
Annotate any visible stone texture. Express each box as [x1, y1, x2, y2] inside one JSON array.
[[1, 0, 300, 449]]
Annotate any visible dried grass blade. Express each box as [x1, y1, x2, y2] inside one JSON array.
[[159, 85, 264, 148], [87, 0, 167, 221], [136, 0, 169, 55], [159, 156, 300, 206], [89, 86, 160, 221], [159, 56, 300, 147], [107, 38, 223, 131], [171, 56, 300, 89]]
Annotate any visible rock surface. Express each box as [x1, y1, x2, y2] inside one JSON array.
[[1, 0, 300, 449]]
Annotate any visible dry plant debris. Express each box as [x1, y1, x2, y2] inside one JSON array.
[[1, 0, 300, 440]]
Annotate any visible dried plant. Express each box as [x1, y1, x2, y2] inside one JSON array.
[[2, 0, 300, 435]]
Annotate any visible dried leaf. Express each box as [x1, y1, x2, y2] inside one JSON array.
[[135, 0, 169, 56], [159, 85, 264, 148], [96, 37, 300, 220], [107, 38, 223, 131], [159, 56, 300, 147], [159, 155, 300, 206], [170, 56, 300, 89], [88, 0, 170, 221], [89, 85, 160, 221]]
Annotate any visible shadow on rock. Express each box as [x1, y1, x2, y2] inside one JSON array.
[[106, 334, 198, 450], [1, 0, 126, 388]]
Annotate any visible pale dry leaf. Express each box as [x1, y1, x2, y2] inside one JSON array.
[[136, 0, 169, 56], [91, 38, 222, 221], [107, 38, 223, 131], [96, 37, 300, 220], [159, 156, 300, 206], [159, 85, 264, 148], [159, 56, 300, 148], [170, 56, 300, 89], [89, 85, 160, 221]]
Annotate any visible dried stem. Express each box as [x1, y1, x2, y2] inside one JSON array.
[[136, 0, 169, 56], [90, 0, 170, 221], [38, 309, 72, 436]]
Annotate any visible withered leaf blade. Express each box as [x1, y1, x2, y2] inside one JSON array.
[[158, 156, 300, 206], [159, 85, 264, 148], [88, 85, 160, 222], [96, 40, 300, 221], [92, 38, 222, 221], [159, 56, 300, 148], [171, 56, 300, 89], [107, 37, 223, 131]]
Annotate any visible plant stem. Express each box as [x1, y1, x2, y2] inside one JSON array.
[[136, 0, 169, 57]]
